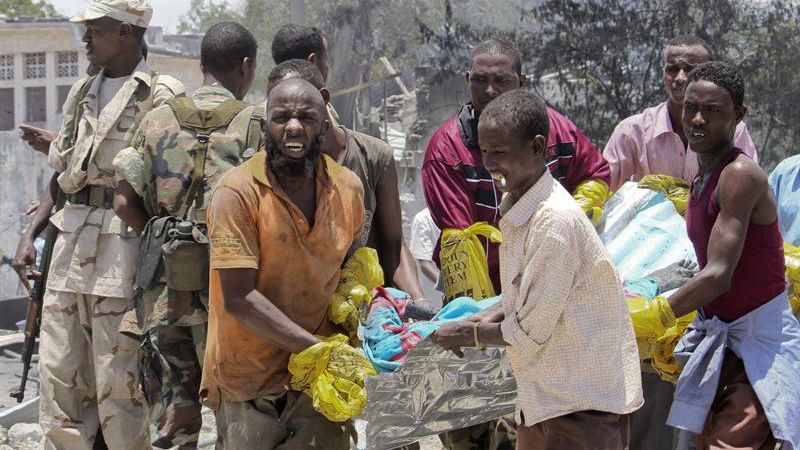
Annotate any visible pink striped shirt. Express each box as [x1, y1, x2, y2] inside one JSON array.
[[603, 101, 758, 191]]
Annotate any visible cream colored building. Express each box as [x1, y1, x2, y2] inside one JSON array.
[[0, 16, 201, 132]]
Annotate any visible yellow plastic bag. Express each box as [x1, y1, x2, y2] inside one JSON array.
[[439, 222, 502, 301], [338, 247, 384, 291], [329, 248, 383, 332], [572, 179, 611, 225], [786, 242, 800, 313], [638, 174, 690, 216], [651, 311, 696, 383], [288, 334, 377, 422], [627, 294, 676, 360], [628, 293, 696, 383]]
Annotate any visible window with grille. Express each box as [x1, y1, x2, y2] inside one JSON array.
[[25, 86, 46, 123], [57, 51, 78, 78], [0, 54, 13, 81], [24, 52, 46, 79], [0, 88, 14, 130]]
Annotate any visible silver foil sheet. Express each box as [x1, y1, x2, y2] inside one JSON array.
[[363, 339, 517, 449]]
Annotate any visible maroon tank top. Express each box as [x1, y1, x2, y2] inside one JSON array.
[[686, 148, 786, 322]]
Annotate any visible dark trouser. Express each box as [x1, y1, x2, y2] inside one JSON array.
[[216, 391, 353, 450], [516, 410, 629, 450], [149, 323, 206, 449], [696, 351, 775, 450], [439, 418, 516, 450], [630, 372, 676, 450]]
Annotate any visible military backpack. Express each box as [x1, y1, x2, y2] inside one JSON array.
[[136, 96, 263, 292]]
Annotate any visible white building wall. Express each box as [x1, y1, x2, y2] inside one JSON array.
[[0, 131, 51, 299]]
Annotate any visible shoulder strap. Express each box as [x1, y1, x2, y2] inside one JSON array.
[[167, 97, 249, 221], [168, 97, 249, 134], [65, 75, 96, 149], [245, 109, 264, 152]]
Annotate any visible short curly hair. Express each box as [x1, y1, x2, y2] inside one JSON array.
[[478, 90, 549, 142], [471, 37, 523, 76], [666, 34, 715, 60], [268, 59, 325, 91], [201, 22, 257, 73], [271, 24, 326, 64], [687, 61, 745, 108]]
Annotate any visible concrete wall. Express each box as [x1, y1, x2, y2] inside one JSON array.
[[0, 131, 51, 300], [148, 52, 203, 96], [0, 24, 89, 132]]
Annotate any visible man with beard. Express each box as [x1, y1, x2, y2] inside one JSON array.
[[111, 22, 261, 449], [271, 26, 428, 304], [603, 35, 758, 192], [10, 1, 184, 447], [200, 78, 364, 448]]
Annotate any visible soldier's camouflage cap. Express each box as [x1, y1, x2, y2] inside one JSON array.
[[70, 0, 153, 28]]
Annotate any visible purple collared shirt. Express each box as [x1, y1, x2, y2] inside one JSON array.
[[603, 101, 758, 191]]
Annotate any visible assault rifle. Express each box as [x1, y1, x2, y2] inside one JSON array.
[[10, 189, 64, 403]]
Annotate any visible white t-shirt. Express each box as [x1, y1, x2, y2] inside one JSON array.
[[98, 74, 129, 114], [410, 207, 439, 261]]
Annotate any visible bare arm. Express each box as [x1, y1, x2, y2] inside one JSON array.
[[396, 244, 426, 299], [219, 268, 320, 354], [467, 301, 504, 323], [113, 180, 148, 235], [668, 161, 770, 317], [418, 259, 439, 284], [18, 124, 56, 155], [374, 158, 425, 298], [12, 173, 57, 292]]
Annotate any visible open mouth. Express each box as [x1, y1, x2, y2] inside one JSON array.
[[284, 142, 305, 154], [491, 173, 508, 189], [690, 129, 706, 139]]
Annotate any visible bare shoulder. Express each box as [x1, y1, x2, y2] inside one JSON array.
[[717, 153, 769, 214], [720, 154, 768, 192]]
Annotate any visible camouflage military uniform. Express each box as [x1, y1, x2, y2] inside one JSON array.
[[42, 58, 184, 449], [114, 83, 262, 449]]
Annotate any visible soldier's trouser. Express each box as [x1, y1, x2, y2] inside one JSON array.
[[438, 418, 516, 450], [38, 289, 150, 450], [149, 323, 206, 449], [216, 390, 353, 449]]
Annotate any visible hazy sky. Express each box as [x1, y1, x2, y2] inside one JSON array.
[[52, 0, 200, 33]]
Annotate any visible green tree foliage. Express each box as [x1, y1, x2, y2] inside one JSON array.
[[0, 0, 57, 19], [523, 0, 798, 168], [177, 0, 242, 34], [177, 0, 800, 166]]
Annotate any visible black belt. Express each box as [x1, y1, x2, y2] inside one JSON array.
[[66, 185, 115, 209]]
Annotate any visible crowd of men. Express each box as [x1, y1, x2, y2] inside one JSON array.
[[8, 0, 800, 449]]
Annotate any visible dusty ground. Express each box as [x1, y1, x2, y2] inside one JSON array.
[[0, 331, 38, 412]]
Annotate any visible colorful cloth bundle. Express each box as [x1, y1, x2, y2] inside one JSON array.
[[361, 287, 500, 372]]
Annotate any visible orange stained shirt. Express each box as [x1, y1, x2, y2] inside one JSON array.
[[200, 151, 364, 409]]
